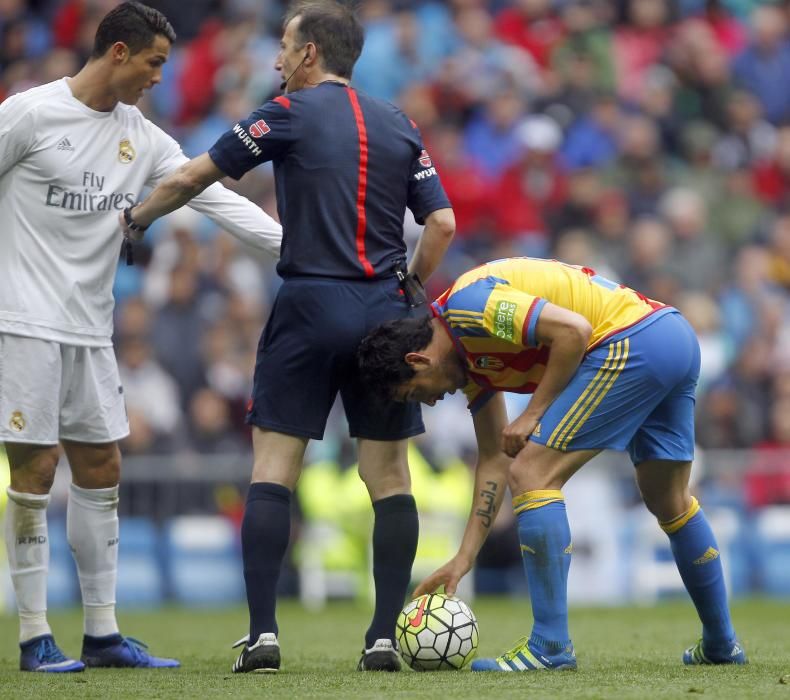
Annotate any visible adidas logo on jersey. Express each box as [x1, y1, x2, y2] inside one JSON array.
[[56, 137, 74, 151]]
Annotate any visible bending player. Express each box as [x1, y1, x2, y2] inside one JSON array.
[[357, 257, 746, 671]]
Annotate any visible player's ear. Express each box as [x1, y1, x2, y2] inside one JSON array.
[[404, 352, 431, 370]]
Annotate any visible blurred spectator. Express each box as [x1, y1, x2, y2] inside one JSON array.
[[117, 334, 183, 455], [613, 0, 673, 101], [463, 87, 528, 180], [676, 290, 731, 390], [560, 91, 621, 170], [551, 0, 615, 101], [493, 114, 567, 255], [744, 397, 790, 509], [151, 264, 209, 407], [731, 4, 790, 125], [493, 0, 564, 69], [187, 387, 247, 454], [659, 187, 727, 292], [605, 113, 669, 216], [712, 88, 776, 170], [753, 124, 790, 206], [718, 244, 781, 348]]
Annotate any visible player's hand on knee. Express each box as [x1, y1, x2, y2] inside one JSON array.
[[502, 413, 538, 458]]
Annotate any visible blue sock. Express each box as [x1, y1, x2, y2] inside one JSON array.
[[513, 490, 572, 651], [661, 497, 736, 648], [242, 482, 291, 641], [365, 494, 418, 649]]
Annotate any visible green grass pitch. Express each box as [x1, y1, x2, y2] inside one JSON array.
[[0, 598, 788, 699]]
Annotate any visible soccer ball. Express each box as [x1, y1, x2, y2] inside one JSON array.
[[395, 593, 478, 671]]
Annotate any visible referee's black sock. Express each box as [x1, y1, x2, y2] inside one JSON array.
[[242, 482, 291, 641], [365, 494, 419, 649]]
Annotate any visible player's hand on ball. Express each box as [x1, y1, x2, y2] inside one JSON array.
[[413, 555, 472, 597], [502, 412, 539, 458]]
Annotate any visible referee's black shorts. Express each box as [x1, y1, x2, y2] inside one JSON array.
[[246, 275, 425, 441]]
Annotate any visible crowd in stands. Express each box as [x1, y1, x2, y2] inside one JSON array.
[[2, 0, 789, 510]]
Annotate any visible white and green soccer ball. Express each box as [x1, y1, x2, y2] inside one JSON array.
[[395, 593, 479, 671]]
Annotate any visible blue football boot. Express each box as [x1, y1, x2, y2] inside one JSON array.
[[683, 638, 747, 665], [20, 634, 85, 672], [471, 636, 577, 672], [81, 634, 180, 668]]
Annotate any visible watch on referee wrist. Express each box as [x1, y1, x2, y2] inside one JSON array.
[[123, 206, 149, 233]]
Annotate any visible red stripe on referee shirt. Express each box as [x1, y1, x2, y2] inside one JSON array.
[[345, 87, 375, 277]]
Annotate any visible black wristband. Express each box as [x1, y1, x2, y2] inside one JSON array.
[[123, 206, 148, 233]]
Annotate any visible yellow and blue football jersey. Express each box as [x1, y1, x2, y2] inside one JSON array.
[[430, 258, 670, 412]]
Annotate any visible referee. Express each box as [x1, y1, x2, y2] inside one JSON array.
[[123, 0, 455, 674]]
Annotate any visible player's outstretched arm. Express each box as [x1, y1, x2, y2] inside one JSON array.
[[408, 207, 455, 283], [120, 153, 223, 236], [187, 182, 282, 259], [413, 394, 511, 597]]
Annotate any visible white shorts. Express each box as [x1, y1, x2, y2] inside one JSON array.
[[0, 334, 130, 444]]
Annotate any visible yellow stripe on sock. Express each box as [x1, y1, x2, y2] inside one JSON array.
[[559, 338, 629, 450], [512, 489, 564, 515], [547, 342, 617, 449], [660, 496, 700, 534]]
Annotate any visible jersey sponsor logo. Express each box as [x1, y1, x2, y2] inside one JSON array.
[[249, 119, 271, 138], [46, 185, 136, 211], [56, 137, 74, 151], [232, 123, 263, 157], [494, 300, 517, 341], [9, 410, 25, 432], [118, 139, 136, 163], [413, 166, 437, 181], [474, 355, 505, 371], [693, 547, 719, 565], [418, 149, 432, 168]]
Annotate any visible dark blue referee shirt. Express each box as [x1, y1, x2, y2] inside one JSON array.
[[208, 82, 451, 280]]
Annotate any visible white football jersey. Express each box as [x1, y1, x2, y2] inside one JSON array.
[[0, 78, 282, 347]]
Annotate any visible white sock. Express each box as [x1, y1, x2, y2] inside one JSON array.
[[5, 487, 52, 643], [67, 483, 120, 638]]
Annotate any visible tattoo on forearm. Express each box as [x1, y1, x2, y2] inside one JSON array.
[[475, 480, 498, 529]]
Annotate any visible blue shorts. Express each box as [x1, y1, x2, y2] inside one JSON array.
[[529, 310, 700, 464], [247, 275, 424, 441]]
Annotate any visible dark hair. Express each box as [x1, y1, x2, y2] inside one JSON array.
[[92, 2, 176, 58], [357, 315, 434, 399], [284, 1, 364, 79]]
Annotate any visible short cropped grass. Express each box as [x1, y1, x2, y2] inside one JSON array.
[[1, 598, 788, 699]]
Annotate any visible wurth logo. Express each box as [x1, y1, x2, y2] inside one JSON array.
[[413, 167, 436, 181], [232, 123, 262, 157]]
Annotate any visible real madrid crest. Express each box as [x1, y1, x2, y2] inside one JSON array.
[[118, 138, 136, 163], [9, 410, 25, 432]]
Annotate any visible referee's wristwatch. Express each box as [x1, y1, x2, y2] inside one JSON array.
[[122, 206, 149, 235]]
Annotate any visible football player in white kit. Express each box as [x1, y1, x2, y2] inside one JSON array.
[[0, 2, 282, 672]]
